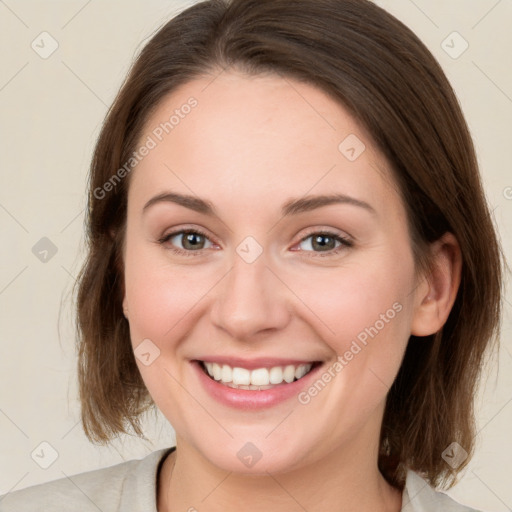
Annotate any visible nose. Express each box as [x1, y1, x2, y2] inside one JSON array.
[[209, 251, 291, 340]]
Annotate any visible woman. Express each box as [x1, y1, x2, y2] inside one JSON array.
[[1, 0, 503, 510]]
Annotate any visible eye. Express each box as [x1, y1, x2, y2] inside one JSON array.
[[157, 227, 353, 258], [294, 230, 353, 256], [158, 228, 215, 256]]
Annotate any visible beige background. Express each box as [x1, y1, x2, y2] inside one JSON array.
[[0, 0, 511, 510]]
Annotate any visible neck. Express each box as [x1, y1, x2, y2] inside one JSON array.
[[158, 432, 402, 512]]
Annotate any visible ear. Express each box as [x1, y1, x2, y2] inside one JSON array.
[[411, 232, 462, 336], [114, 226, 128, 319], [122, 295, 129, 319]]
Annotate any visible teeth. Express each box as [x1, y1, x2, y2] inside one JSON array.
[[202, 361, 314, 387], [232, 367, 251, 385], [251, 368, 270, 386], [212, 363, 222, 381], [295, 365, 309, 379], [283, 365, 296, 383], [221, 364, 232, 383], [269, 366, 283, 384]]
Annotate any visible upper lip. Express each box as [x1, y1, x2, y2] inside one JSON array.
[[194, 357, 321, 370]]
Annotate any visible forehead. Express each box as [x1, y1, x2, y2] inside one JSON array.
[[129, 70, 403, 219]]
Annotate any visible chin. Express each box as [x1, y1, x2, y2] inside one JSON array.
[[192, 436, 312, 476]]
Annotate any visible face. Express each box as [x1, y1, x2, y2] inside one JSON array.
[[122, 69, 422, 474]]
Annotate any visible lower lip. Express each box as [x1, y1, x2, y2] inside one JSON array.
[[192, 360, 324, 410]]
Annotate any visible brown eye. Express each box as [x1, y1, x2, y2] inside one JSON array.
[[159, 229, 214, 255], [178, 231, 207, 250], [297, 231, 352, 254]]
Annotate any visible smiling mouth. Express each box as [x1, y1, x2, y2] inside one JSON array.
[[198, 360, 322, 390]]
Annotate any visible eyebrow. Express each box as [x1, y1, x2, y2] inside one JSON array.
[[142, 191, 376, 217]]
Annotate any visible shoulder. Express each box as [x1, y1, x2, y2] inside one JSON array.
[[402, 469, 483, 512], [0, 447, 173, 512]]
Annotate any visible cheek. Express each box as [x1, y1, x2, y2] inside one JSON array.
[[296, 261, 411, 347], [123, 237, 214, 343], [290, 261, 414, 431], [290, 251, 415, 405], [122, 239, 211, 415]]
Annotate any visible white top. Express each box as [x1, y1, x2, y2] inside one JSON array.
[[0, 447, 482, 511]]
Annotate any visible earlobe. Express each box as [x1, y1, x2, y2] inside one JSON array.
[[411, 232, 462, 337], [122, 297, 129, 319]]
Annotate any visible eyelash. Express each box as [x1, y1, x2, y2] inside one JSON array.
[[157, 228, 214, 258], [158, 227, 353, 258]]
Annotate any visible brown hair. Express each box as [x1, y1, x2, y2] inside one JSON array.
[[75, 0, 503, 490]]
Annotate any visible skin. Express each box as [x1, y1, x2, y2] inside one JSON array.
[[121, 69, 461, 512]]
